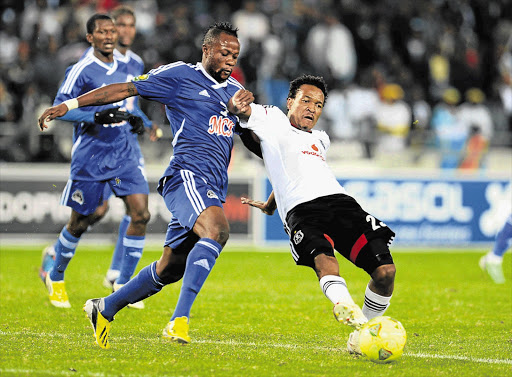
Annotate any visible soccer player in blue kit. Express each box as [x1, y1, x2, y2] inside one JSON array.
[[40, 8, 160, 309], [38, 14, 151, 309], [39, 22, 254, 348]]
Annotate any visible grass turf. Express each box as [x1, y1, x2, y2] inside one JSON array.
[[0, 245, 510, 377]]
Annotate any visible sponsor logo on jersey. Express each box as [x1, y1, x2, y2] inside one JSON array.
[[199, 89, 210, 97], [207, 190, 219, 199], [311, 144, 318, 151], [132, 74, 149, 81], [301, 150, 325, 161], [293, 230, 304, 245], [208, 115, 235, 137], [71, 190, 84, 205]]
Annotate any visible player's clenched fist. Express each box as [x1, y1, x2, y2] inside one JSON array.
[[227, 89, 254, 115], [38, 103, 70, 131]]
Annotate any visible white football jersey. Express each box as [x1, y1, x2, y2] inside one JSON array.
[[240, 103, 348, 222]]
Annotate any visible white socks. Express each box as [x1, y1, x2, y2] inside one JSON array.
[[319, 275, 355, 305], [362, 284, 391, 320]]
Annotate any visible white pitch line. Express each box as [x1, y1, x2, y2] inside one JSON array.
[[1, 331, 511, 366]]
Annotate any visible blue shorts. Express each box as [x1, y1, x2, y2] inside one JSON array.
[[161, 169, 223, 249], [60, 171, 149, 216]]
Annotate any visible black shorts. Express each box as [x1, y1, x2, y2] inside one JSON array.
[[284, 194, 395, 275]]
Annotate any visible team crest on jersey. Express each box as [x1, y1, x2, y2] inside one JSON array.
[[132, 74, 149, 81], [207, 190, 219, 199], [71, 189, 84, 205], [208, 115, 235, 137], [293, 230, 304, 245]]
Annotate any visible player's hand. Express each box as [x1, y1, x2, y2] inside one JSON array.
[[228, 89, 254, 116], [128, 115, 145, 134], [149, 124, 163, 141], [94, 107, 131, 124], [241, 196, 276, 216], [38, 103, 69, 131]]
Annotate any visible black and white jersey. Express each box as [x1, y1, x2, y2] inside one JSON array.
[[239, 103, 347, 222]]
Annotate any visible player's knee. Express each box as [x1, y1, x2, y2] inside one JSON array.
[[215, 228, 229, 246], [371, 264, 396, 289], [131, 208, 151, 225], [203, 224, 229, 246]]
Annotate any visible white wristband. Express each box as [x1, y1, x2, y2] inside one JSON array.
[[62, 98, 79, 111]]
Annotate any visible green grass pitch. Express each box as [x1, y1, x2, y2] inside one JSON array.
[[0, 244, 510, 377]]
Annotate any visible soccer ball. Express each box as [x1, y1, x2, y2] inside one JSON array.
[[358, 316, 407, 363]]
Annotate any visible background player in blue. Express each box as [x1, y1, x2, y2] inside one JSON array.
[[92, 6, 161, 301], [479, 213, 512, 283], [39, 7, 160, 310], [39, 22, 254, 348], [38, 14, 151, 309]]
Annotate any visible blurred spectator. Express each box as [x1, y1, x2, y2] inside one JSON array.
[[458, 88, 493, 170], [231, 0, 270, 50], [0, 79, 15, 122], [305, 13, 357, 85], [430, 87, 468, 169], [375, 84, 412, 156]]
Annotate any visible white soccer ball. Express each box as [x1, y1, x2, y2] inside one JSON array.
[[359, 316, 407, 363]]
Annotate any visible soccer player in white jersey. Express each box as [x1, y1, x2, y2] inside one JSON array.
[[39, 22, 254, 349], [38, 14, 152, 309], [230, 75, 397, 355]]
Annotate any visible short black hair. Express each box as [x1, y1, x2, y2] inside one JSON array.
[[288, 75, 328, 103], [111, 5, 135, 22], [86, 14, 113, 34], [203, 22, 239, 45]]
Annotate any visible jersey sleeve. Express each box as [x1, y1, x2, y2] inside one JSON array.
[[240, 103, 286, 138], [53, 65, 96, 123], [132, 63, 182, 104]]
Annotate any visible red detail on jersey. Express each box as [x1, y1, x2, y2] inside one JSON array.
[[350, 233, 368, 263], [312, 144, 318, 151], [208, 115, 235, 137], [323, 233, 334, 249], [301, 150, 325, 161]]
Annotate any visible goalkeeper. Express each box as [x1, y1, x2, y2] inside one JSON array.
[[37, 13, 154, 310]]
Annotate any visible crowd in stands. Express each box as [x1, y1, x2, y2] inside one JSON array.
[[1, 0, 511, 170]]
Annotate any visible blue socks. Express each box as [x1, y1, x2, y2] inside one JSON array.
[[49, 226, 80, 281], [116, 235, 145, 284], [171, 238, 221, 320], [492, 217, 512, 258], [109, 215, 131, 272], [102, 261, 164, 321]]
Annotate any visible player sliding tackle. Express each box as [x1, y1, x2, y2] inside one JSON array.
[[229, 75, 397, 355], [39, 22, 254, 349]]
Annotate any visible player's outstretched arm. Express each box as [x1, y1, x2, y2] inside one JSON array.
[[241, 191, 276, 216], [38, 82, 138, 131], [228, 89, 254, 119]]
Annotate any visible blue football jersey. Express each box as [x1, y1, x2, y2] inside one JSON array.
[[132, 62, 244, 201], [55, 53, 142, 181]]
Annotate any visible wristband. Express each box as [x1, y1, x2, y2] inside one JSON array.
[[63, 98, 79, 111]]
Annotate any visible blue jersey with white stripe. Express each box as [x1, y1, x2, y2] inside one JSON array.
[[132, 62, 244, 201], [55, 54, 142, 181]]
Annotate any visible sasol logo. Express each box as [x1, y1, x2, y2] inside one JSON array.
[[208, 115, 235, 137]]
